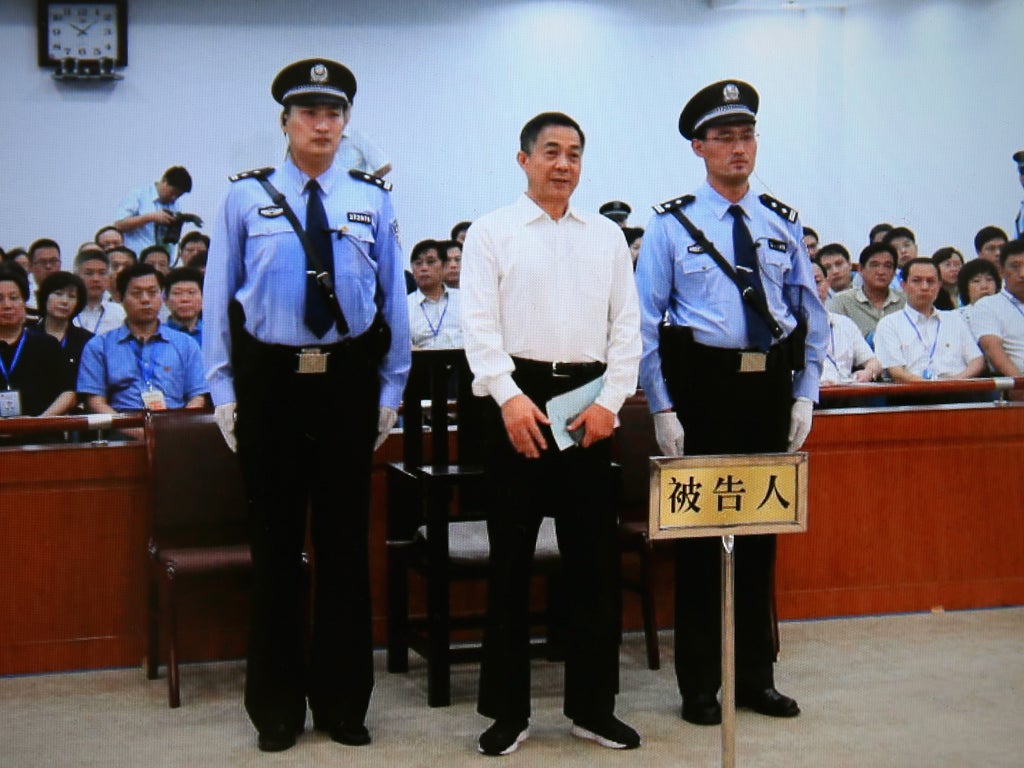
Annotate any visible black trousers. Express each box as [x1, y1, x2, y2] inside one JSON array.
[[476, 364, 620, 723], [234, 336, 379, 734], [662, 337, 793, 698]]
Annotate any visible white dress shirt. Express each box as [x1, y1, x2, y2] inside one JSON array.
[[822, 312, 877, 384], [74, 299, 127, 336], [460, 193, 641, 413], [875, 306, 981, 378], [968, 290, 1024, 373], [408, 286, 463, 349]]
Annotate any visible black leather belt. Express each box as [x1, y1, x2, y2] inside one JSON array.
[[689, 339, 787, 374], [511, 356, 607, 379]]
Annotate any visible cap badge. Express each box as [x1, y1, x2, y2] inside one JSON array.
[[310, 63, 329, 84], [723, 83, 740, 102]]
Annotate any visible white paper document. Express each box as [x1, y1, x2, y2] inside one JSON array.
[[545, 376, 604, 451]]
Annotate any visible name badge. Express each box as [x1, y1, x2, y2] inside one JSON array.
[[141, 387, 167, 411], [767, 238, 788, 253], [297, 349, 330, 374], [0, 389, 22, 418], [348, 212, 372, 225], [259, 206, 285, 218], [687, 244, 705, 254]]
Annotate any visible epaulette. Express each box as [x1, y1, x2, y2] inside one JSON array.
[[652, 194, 695, 214], [228, 166, 274, 182], [759, 193, 798, 223], [349, 169, 393, 191]]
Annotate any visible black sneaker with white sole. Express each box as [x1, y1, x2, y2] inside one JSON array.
[[478, 719, 529, 756], [570, 715, 641, 750]]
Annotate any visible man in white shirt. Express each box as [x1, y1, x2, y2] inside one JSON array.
[[875, 258, 983, 381], [72, 249, 126, 336], [461, 111, 641, 756], [406, 239, 462, 349], [812, 261, 881, 385], [970, 238, 1024, 400]]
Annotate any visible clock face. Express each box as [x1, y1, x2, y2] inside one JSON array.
[[40, 2, 127, 66]]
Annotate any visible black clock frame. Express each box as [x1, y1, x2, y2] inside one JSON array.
[[37, 0, 128, 68]]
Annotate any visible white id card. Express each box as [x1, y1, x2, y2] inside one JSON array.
[[141, 388, 167, 411], [0, 389, 22, 418]]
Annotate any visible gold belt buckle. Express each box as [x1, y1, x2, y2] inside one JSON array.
[[296, 348, 329, 374], [739, 351, 767, 373]]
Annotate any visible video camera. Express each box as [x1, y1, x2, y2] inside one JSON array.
[[162, 212, 204, 245]]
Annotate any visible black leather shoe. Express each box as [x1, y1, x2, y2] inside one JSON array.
[[313, 717, 371, 746], [736, 687, 800, 718], [478, 719, 529, 756], [257, 723, 298, 752], [571, 715, 641, 749], [681, 693, 722, 725]]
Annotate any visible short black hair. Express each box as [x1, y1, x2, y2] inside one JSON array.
[[1000, 238, 1024, 267], [450, 221, 471, 240], [73, 247, 109, 271], [899, 257, 938, 283], [440, 239, 462, 255], [162, 166, 192, 193], [957, 258, 1001, 304], [2, 247, 27, 264], [817, 242, 850, 262], [974, 225, 1008, 254], [139, 244, 170, 265], [36, 271, 87, 318], [116, 261, 164, 297], [802, 227, 819, 241], [94, 225, 122, 243], [28, 238, 61, 261], [0, 262, 30, 301], [520, 112, 585, 154], [164, 266, 204, 293], [884, 226, 916, 244], [859, 242, 897, 270], [930, 247, 964, 269], [868, 222, 893, 242], [108, 245, 138, 264], [409, 239, 445, 265], [178, 230, 210, 250]]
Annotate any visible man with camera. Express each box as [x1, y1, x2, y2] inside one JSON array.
[[114, 165, 197, 254]]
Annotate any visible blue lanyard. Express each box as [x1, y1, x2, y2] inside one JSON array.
[[420, 294, 449, 338], [0, 332, 27, 389], [902, 309, 940, 369], [87, 305, 106, 334], [131, 337, 157, 387], [824, 320, 838, 372], [1004, 292, 1024, 322]]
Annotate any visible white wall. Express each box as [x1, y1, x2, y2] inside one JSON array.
[[1, 0, 1021, 264]]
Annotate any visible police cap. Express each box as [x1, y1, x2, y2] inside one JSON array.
[[1014, 150, 1024, 174], [678, 80, 758, 140], [271, 59, 357, 107], [599, 200, 631, 223]]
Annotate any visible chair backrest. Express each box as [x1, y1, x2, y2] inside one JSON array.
[[613, 391, 660, 525], [144, 409, 249, 549], [400, 349, 483, 469]]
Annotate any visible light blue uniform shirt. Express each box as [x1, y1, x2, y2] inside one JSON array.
[[116, 182, 180, 254], [77, 322, 207, 410], [635, 181, 827, 413], [202, 157, 411, 408]]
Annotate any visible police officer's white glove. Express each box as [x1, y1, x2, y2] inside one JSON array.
[[653, 411, 685, 457], [214, 402, 238, 453], [787, 397, 814, 452], [374, 406, 398, 451]]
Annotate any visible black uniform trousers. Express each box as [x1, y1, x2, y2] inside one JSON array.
[[234, 333, 380, 734], [661, 336, 793, 698], [476, 361, 621, 724]]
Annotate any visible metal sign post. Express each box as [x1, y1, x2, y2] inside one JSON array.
[[649, 452, 809, 768]]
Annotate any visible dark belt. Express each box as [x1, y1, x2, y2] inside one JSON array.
[[511, 356, 607, 379], [688, 338, 789, 374], [246, 318, 384, 374]]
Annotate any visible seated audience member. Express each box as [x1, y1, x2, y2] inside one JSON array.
[[450, 220, 471, 245], [0, 264, 76, 417], [812, 261, 882, 385], [31, 271, 93, 379], [828, 242, 906, 346], [956, 258, 1001, 325], [624, 227, 644, 270], [77, 263, 207, 414], [441, 239, 463, 289], [139, 244, 171, 276], [175, 230, 210, 270], [26, 238, 64, 315], [73, 249, 126, 335], [969, 239, 1024, 395], [802, 226, 819, 259], [163, 267, 203, 343], [94, 225, 124, 253], [406, 239, 462, 350], [884, 226, 918, 275], [874, 258, 983, 382], [868, 222, 893, 244], [818, 243, 854, 295], [106, 246, 137, 301], [973, 225, 1008, 273], [3, 247, 31, 274], [931, 247, 965, 310]]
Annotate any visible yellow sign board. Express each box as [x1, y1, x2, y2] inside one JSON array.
[[649, 452, 808, 539]]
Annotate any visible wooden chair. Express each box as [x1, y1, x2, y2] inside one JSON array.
[[144, 409, 252, 708], [385, 350, 563, 707]]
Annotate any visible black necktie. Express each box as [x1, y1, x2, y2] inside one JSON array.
[[728, 204, 773, 351], [304, 179, 335, 338]]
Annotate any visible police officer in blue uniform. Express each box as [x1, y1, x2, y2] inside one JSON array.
[[203, 58, 410, 753], [634, 80, 827, 726]]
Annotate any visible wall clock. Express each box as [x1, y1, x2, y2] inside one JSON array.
[[38, 1, 127, 78]]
